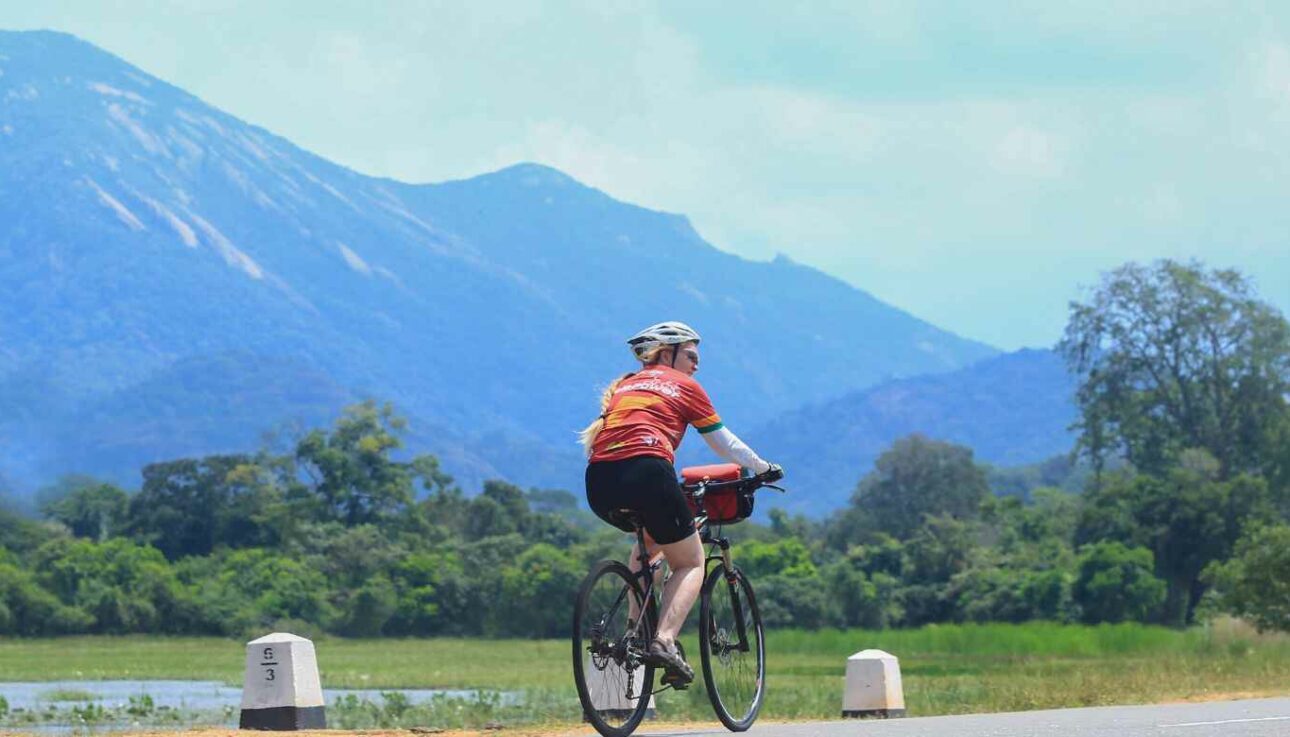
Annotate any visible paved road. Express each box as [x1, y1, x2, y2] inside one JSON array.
[[628, 698, 1290, 737]]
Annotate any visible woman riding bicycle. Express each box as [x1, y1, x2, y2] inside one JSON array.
[[579, 321, 778, 687]]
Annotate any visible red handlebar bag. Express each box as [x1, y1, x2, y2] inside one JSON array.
[[680, 463, 754, 524], [680, 463, 742, 484]]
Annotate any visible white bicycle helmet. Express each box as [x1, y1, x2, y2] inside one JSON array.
[[627, 321, 702, 359]]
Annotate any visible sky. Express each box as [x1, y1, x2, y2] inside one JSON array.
[[3, 1, 1288, 349]]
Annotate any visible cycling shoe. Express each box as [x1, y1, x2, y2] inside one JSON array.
[[644, 638, 694, 687]]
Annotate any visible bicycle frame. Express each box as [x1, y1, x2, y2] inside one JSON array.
[[622, 524, 663, 644], [625, 504, 754, 655], [610, 473, 771, 668], [612, 518, 753, 666]]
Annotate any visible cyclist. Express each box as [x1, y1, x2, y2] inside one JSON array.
[[579, 321, 778, 687]]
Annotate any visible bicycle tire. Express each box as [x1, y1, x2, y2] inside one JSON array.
[[573, 560, 657, 737], [698, 565, 765, 732]]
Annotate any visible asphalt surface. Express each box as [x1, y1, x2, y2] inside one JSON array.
[[628, 698, 1290, 737]]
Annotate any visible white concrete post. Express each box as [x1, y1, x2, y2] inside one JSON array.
[[239, 632, 327, 730], [584, 655, 656, 721], [842, 649, 906, 718]]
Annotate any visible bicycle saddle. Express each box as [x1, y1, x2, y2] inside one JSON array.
[[607, 508, 645, 530]]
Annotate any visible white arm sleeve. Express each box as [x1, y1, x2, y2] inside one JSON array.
[[702, 426, 771, 474]]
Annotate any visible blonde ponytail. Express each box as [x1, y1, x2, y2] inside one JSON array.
[[578, 372, 635, 457]]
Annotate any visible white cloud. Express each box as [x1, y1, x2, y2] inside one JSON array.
[[1141, 182, 1183, 225], [488, 120, 647, 195], [6, 1, 1289, 348], [993, 126, 1065, 178], [1253, 41, 1290, 118]]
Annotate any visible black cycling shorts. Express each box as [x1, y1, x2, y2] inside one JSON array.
[[585, 456, 696, 545]]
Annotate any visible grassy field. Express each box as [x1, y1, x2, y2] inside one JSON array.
[[1, 620, 1287, 727]]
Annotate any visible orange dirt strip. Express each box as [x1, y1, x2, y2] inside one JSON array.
[[89, 725, 725, 737]]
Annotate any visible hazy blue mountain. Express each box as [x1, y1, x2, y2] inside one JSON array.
[[742, 349, 1079, 516], [0, 30, 996, 498]]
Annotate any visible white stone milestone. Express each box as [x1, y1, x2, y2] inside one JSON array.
[[239, 632, 327, 730], [842, 648, 906, 718], [585, 655, 656, 720]]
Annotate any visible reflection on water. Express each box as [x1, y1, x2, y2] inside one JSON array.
[[0, 680, 497, 734]]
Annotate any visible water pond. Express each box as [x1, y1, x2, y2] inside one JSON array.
[[0, 680, 505, 733]]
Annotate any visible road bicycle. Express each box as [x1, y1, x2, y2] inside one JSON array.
[[572, 463, 785, 737]]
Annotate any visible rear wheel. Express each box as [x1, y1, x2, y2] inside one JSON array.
[[698, 565, 765, 731], [573, 560, 656, 737]]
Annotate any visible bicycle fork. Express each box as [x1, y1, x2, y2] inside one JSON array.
[[711, 537, 752, 653]]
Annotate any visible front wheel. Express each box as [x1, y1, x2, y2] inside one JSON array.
[[698, 565, 766, 731], [573, 560, 656, 737]]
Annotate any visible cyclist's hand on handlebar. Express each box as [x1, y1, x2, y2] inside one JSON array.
[[761, 463, 784, 482]]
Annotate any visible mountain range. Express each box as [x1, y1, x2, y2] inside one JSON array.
[[0, 30, 1076, 514], [740, 348, 1078, 513]]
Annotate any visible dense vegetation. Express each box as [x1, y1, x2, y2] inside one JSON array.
[[1, 260, 1286, 638]]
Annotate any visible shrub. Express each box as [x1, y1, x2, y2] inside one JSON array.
[[1204, 524, 1290, 632], [1073, 542, 1166, 624]]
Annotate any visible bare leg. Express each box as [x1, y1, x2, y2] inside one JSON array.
[[653, 531, 704, 647]]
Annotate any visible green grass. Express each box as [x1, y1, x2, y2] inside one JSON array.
[[1, 620, 1287, 727], [37, 688, 99, 702]]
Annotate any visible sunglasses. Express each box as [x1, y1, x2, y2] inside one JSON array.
[[680, 349, 699, 362]]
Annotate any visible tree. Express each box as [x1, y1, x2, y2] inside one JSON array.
[[899, 514, 980, 625], [34, 474, 109, 514], [464, 496, 517, 539], [0, 503, 63, 555], [41, 483, 129, 541], [294, 401, 449, 526], [33, 538, 200, 633], [845, 435, 990, 542], [820, 557, 902, 628], [1265, 412, 1290, 516], [125, 454, 266, 559], [493, 543, 582, 637], [1073, 541, 1166, 624], [1204, 524, 1290, 632], [1075, 454, 1273, 625], [756, 573, 841, 629], [306, 524, 407, 592], [948, 491, 1079, 624], [768, 508, 816, 541], [525, 488, 580, 515], [0, 559, 92, 635], [182, 548, 336, 636], [385, 549, 463, 635], [1059, 260, 1290, 478], [732, 538, 817, 580], [986, 488, 1078, 556], [948, 563, 1073, 624], [336, 575, 398, 637]]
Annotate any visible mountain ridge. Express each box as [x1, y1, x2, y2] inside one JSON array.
[[1, 30, 1014, 505], [742, 348, 1078, 514]]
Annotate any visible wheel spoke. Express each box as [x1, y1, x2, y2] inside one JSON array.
[[573, 561, 655, 737], [700, 568, 765, 731]]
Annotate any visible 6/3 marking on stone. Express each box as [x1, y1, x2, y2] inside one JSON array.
[[262, 646, 279, 680]]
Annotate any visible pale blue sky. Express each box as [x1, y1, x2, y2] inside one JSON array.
[[4, 1, 1288, 349]]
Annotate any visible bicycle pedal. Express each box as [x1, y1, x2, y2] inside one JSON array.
[[660, 673, 693, 690]]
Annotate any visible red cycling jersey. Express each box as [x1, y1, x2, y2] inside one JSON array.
[[589, 365, 725, 465]]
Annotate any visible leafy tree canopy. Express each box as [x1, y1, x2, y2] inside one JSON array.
[[843, 434, 990, 543], [1059, 259, 1290, 478], [1204, 523, 1290, 633], [41, 483, 129, 542]]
